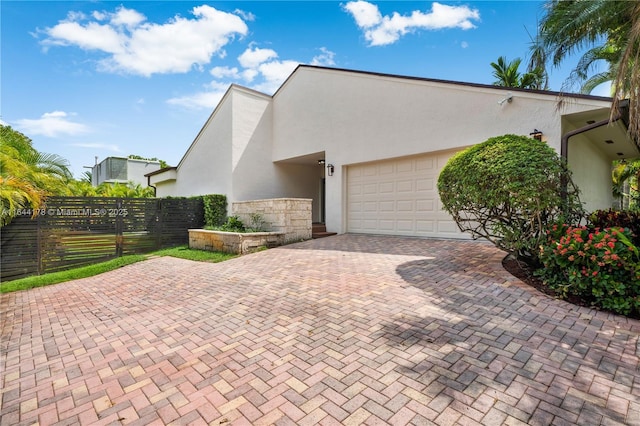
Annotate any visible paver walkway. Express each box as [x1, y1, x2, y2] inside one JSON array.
[[1, 234, 639, 425]]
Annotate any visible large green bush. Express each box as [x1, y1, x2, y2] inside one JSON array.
[[437, 134, 583, 264], [537, 224, 640, 316], [203, 194, 227, 228]]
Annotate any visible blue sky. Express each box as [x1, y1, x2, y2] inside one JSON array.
[[2, 1, 610, 177]]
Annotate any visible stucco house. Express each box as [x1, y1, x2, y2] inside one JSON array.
[[148, 65, 638, 239]]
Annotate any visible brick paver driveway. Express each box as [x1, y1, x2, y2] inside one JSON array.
[[2, 235, 639, 425]]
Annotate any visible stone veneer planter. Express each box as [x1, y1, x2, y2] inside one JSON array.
[[189, 229, 285, 255]]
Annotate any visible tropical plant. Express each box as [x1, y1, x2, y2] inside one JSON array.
[[128, 154, 169, 169], [437, 134, 584, 265], [611, 160, 640, 209], [1, 125, 72, 225], [525, 24, 550, 90], [80, 170, 92, 184], [588, 208, 640, 247], [537, 223, 640, 316], [219, 216, 246, 232], [539, 0, 640, 140], [490, 56, 546, 89]]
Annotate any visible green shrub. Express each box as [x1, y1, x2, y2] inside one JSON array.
[[220, 216, 245, 232], [247, 213, 266, 232], [437, 134, 584, 265], [588, 209, 640, 246], [537, 224, 640, 316], [203, 194, 227, 227]]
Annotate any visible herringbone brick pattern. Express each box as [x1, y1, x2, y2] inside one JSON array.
[[1, 235, 639, 425]]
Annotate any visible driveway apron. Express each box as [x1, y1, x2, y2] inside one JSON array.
[[1, 234, 639, 425]]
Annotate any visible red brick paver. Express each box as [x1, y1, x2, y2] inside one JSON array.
[[2, 235, 639, 425]]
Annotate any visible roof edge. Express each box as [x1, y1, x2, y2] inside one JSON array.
[[281, 64, 614, 103], [145, 166, 177, 178]]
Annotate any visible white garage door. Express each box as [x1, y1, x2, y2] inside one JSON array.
[[346, 152, 467, 238]]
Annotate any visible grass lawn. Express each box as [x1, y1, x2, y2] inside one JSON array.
[[1, 246, 238, 294]]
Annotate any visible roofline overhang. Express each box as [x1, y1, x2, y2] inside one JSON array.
[[275, 64, 615, 103], [144, 166, 177, 178]]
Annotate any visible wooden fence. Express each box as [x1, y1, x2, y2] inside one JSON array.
[[1, 196, 204, 281]]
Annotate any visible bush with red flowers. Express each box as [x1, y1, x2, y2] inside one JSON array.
[[588, 209, 640, 247], [537, 223, 640, 316]]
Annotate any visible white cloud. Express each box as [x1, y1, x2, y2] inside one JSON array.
[[461, 41, 469, 48], [15, 111, 90, 138], [166, 81, 230, 110], [238, 46, 278, 68], [210, 66, 241, 79], [70, 142, 121, 152], [234, 9, 255, 22], [311, 47, 336, 66], [344, 1, 480, 46], [170, 46, 336, 110], [343, 1, 382, 28], [258, 60, 299, 84], [110, 6, 145, 28], [41, 5, 248, 76], [241, 68, 259, 82]]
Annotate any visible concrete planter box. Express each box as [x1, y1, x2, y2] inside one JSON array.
[[189, 229, 285, 254]]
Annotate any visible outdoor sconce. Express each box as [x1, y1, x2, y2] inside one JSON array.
[[530, 129, 543, 141], [327, 164, 334, 176]]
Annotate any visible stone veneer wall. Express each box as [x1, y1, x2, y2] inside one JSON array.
[[232, 198, 312, 243], [189, 230, 285, 254]]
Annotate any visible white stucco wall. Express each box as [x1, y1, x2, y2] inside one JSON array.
[[228, 88, 321, 221], [272, 67, 614, 233], [154, 89, 235, 198], [126, 159, 161, 187], [568, 134, 614, 212], [157, 66, 620, 233]]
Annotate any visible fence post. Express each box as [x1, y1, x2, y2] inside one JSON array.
[[115, 198, 123, 257], [156, 198, 163, 250], [37, 210, 43, 275]]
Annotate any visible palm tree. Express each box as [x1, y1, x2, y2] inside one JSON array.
[[1, 125, 72, 225], [490, 56, 546, 89], [524, 22, 550, 90], [612, 160, 640, 209], [539, 0, 640, 140]]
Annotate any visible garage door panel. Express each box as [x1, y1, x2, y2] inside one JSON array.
[[347, 152, 467, 239], [416, 157, 435, 170], [363, 183, 377, 194], [416, 178, 434, 191], [396, 180, 413, 192]]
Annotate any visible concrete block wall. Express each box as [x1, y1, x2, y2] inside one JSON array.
[[232, 198, 312, 243]]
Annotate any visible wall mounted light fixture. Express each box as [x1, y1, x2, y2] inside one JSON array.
[[530, 129, 543, 141], [497, 93, 513, 105], [327, 164, 334, 176]]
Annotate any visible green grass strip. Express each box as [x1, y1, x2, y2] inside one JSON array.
[[1, 246, 238, 294], [151, 245, 238, 263], [1, 255, 147, 293]]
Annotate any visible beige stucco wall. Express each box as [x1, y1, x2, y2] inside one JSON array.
[[156, 66, 619, 233], [568, 134, 614, 212], [155, 86, 321, 220], [272, 67, 614, 233]]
